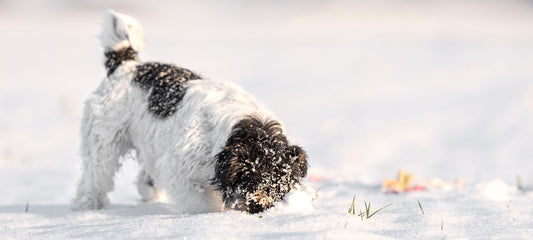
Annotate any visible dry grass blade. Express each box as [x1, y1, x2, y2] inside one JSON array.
[[516, 175, 524, 191], [417, 199, 424, 215]]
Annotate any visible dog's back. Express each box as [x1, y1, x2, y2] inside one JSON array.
[[127, 78, 280, 208]]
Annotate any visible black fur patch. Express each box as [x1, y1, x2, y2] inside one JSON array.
[[213, 116, 308, 213], [133, 62, 202, 118], [104, 47, 138, 76]]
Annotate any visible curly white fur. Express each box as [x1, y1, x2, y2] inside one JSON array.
[[100, 9, 145, 52], [72, 10, 281, 213]]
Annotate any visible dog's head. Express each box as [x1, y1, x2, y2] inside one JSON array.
[[214, 116, 308, 213]]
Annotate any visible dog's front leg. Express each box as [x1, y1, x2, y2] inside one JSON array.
[[72, 106, 132, 210]]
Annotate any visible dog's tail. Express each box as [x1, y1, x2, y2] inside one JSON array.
[[100, 9, 145, 52]]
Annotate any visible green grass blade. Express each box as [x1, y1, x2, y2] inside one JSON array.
[[352, 196, 356, 214], [368, 203, 393, 218], [348, 196, 356, 214], [365, 201, 370, 218]]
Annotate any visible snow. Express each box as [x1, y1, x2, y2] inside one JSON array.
[[268, 184, 317, 213], [1, 0, 533, 239], [475, 179, 518, 202]]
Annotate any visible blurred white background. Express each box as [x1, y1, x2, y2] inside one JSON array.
[[1, 0, 532, 200]]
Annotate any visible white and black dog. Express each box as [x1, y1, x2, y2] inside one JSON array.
[[72, 10, 308, 214]]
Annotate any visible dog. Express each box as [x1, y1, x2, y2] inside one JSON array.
[[72, 9, 308, 214]]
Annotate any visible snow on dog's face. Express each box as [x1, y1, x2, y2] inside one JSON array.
[[214, 116, 308, 213]]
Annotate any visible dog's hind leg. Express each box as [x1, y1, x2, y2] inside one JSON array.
[[137, 169, 157, 201], [136, 165, 170, 202]]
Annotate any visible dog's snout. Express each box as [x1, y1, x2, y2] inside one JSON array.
[[244, 189, 275, 213], [246, 200, 266, 214]]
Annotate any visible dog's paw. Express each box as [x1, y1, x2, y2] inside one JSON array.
[[72, 194, 109, 211]]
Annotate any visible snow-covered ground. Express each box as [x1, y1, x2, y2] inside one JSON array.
[[1, 0, 532, 239]]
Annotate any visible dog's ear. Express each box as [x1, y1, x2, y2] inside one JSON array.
[[287, 145, 308, 178]]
